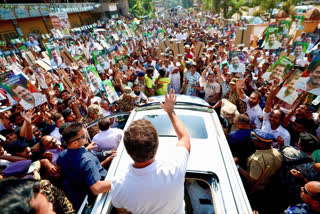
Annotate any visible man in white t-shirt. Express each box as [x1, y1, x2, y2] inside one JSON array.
[[92, 118, 123, 152], [111, 89, 190, 214]]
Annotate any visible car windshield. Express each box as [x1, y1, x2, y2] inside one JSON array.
[[143, 115, 208, 139]]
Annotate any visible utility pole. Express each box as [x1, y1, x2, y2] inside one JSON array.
[[50, 0, 57, 12]]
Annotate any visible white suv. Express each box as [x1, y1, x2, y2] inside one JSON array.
[[79, 95, 252, 214]]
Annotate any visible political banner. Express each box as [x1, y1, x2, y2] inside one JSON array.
[[229, 51, 245, 74], [194, 42, 204, 58], [290, 41, 309, 60], [279, 20, 291, 35], [50, 12, 71, 30], [83, 65, 104, 94], [92, 50, 105, 65], [262, 56, 295, 83], [102, 79, 119, 104], [295, 53, 320, 96], [0, 72, 47, 110], [264, 27, 281, 49], [276, 69, 302, 105]]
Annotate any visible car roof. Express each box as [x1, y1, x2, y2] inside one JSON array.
[[146, 94, 209, 106]]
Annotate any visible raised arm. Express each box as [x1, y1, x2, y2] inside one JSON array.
[[265, 79, 280, 113], [236, 78, 246, 100], [160, 89, 190, 153]]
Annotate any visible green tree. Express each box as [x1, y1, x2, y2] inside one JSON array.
[[201, 0, 246, 19]]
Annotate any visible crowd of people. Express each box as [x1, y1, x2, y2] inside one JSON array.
[[0, 8, 320, 214]]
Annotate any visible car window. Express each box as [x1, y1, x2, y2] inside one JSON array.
[[185, 171, 218, 214], [143, 115, 208, 139]]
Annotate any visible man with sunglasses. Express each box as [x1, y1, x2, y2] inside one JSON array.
[[57, 122, 114, 211], [284, 181, 320, 214]]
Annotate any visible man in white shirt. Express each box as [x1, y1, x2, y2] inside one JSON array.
[[111, 89, 190, 214], [92, 118, 123, 152], [50, 113, 65, 143], [261, 82, 291, 147], [236, 79, 263, 129]]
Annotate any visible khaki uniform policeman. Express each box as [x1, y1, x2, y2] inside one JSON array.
[[247, 129, 283, 190]]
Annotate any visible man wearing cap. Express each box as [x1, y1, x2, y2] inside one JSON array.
[[115, 86, 135, 112], [212, 78, 247, 114], [238, 130, 282, 190], [80, 104, 103, 139]]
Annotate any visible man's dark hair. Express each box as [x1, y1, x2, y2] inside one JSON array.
[[146, 66, 154, 75], [236, 114, 250, 125], [98, 118, 111, 131], [159, 68, 166, 77], [268, 32, 276, 37], [0, 128, 15, 137], [59, 122, 71, 135], [133, 83, 140, 88], [123, 119, 159, 163], [59, 90, 69, 98], [62, 122, 83, 145], [52, 112, 63, 122], [9, 83, 28, 97], [295, 118, 317, 134], [251, 91, 262, 100], [0, 179, 37, 214], [9, 112, 21, 124]]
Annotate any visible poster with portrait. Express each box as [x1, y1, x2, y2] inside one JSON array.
[[50, 12, 71, 37], [0, 72, 47, 110], [278, 20, 290, 35], [83, 65, 104, 94], [50, 12, 70, 30], [102, 79, 119, 104], [295, 53, 320, 96], [276, 69, 302, 105], [229, 51, 245, 74], [262, 56, 295, 83], [304, 33, 319, 52], [92, 50, 105, 65], [290, 41, 308, 60], [264, 27, 281, 49], [280, 34, 291, 49], [294, 16, 304, 30]]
